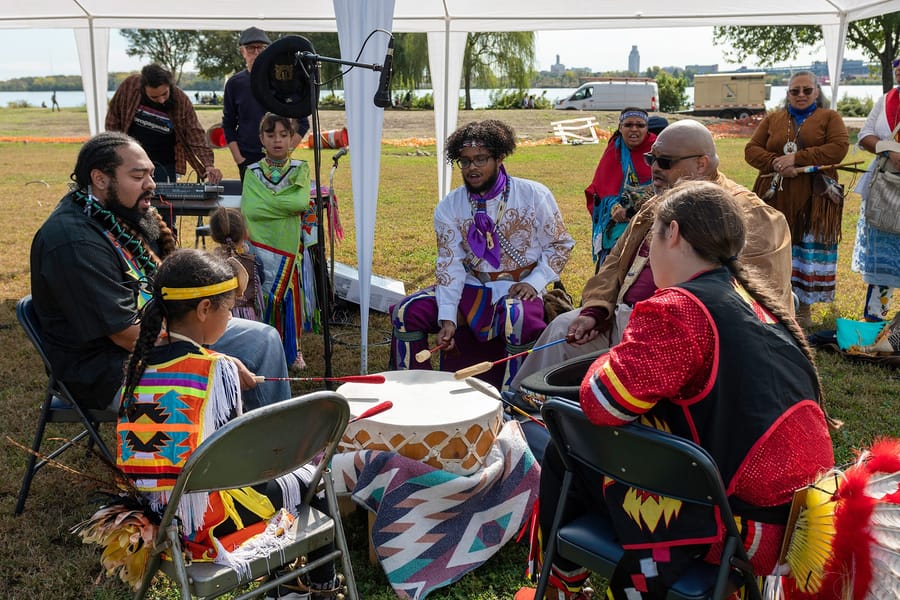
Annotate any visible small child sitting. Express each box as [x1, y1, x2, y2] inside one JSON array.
[[208, 206, 264, 321], [113, 248, 338, 597]]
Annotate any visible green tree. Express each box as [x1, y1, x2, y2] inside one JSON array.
[[392, 33, 430, 91], [713, 15, 900, 92], [648, 68, 689, 112], [462, 32, 536, 110], [119, 29, 199, 84], [195, 31, 342, 91]]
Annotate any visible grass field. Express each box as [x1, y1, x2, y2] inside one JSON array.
[[0, 107, 897, 599]]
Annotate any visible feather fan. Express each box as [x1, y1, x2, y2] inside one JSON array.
[[777, 438, 900, 600]]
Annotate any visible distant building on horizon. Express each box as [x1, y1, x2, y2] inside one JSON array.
[[628, 45, 640, 74], [550, 54, 566, 76], [687, 64, 719, 75]]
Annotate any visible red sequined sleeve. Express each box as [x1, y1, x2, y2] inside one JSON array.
[[579, 288, 715, 426]]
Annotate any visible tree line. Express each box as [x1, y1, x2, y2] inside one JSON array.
[[4, 18, 900, 109]]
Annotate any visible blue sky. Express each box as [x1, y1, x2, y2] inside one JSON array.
[[0, 27, 865, 80]]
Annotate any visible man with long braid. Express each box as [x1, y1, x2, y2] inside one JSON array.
[[30, 131, 290, 411], [390, 120, 575, 391]]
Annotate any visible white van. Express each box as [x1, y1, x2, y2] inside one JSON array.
[[555, 78, 658, 112]]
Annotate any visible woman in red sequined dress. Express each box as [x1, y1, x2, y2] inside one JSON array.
[[518, 181, 836, 600]]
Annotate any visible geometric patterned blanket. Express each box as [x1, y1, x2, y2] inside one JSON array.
[[331, 420, 541, 599]]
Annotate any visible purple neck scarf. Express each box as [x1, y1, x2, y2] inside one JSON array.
[[467, 166, 508, 268]]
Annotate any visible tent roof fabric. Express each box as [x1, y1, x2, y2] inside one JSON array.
[[5, 0, 900, 31]]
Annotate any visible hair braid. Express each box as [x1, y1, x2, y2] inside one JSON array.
[[120, 298, 165, 419]]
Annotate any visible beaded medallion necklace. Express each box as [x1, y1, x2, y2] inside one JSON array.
[[261, 156, 291, 184]]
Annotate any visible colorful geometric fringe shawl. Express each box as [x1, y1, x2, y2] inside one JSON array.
[[117, 350, 279, 561], [331, 420, 540, 599]]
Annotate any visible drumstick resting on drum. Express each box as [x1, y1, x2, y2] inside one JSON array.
[[464, 377, 546, 428], [452, 337, 569, 379], [348, 400, 394, 424], [253, 374, 387, 384]]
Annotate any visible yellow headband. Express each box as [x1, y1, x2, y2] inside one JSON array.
[[161, 277, 238, 301]]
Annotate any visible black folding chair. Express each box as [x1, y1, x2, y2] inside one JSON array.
[[13, 295, 117, 515], [133, 391, 358, 600], [535, 398, 761, 600]]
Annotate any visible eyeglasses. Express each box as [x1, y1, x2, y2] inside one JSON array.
[[243, 44, 268, 54], [789, 87, 815, 96], [456, 155, 492, 169], [643, 153, 704, 170]]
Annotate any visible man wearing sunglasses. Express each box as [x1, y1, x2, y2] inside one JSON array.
[[390, 120, 575, 391], [508, 119, 792, 405]]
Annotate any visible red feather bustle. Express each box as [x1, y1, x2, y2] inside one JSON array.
[[827, 464, 876, 600]]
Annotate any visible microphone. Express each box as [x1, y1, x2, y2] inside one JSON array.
[[373, 37, 394, 108]]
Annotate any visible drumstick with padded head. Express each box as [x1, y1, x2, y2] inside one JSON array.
[[348, 401, 394, 424], [253, 374, 387, 384], [463, 377, 546, 429], [453, 337, 569, 380], [415, 344, 446, 363]]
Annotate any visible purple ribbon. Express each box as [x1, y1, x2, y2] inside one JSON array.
[[466, 167, 508, 268]]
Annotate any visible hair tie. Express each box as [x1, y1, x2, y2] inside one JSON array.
[[724, 255, 738, 264]]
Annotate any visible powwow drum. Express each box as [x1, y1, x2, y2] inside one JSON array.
[[518, 350, 607, 408], [337, 370, 504, 476]]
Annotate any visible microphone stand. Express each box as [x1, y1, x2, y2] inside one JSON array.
[[299, 51, 385, 385]]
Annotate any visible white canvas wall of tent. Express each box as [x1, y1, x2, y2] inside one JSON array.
[[4, 0, 900, 370]]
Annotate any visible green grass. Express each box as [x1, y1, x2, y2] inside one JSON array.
[[0, 110, 898, 599]]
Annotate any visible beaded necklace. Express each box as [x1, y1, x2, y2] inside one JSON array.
[[72, 190, 159, 277], [261, 155, 291, 184]]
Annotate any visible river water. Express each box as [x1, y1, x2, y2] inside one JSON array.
[[0, 85, 887, 111]]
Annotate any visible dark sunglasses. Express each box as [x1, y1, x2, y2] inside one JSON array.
[[789, 87, 815, 96], [643, 153, 704, 170]]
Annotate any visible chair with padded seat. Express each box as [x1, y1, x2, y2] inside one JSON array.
[[14, 294, 118, 516], [534, 398, 761, 600], [133, 390, 358, 600]]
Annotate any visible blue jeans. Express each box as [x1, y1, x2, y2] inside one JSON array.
[[212, 317, 291, 410]]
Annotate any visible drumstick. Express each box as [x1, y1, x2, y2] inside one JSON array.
[[759, 160, 864, 178], [453, 337, 569, 380], [348, 401, 394, 424], [463, 377, 546, 429], [415, 344, 445, 363], [253, 374, 387, 384]]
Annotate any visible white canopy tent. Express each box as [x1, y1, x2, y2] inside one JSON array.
[[4, 0, 900, 370]]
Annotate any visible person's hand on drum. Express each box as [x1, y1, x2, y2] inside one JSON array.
[[227, 356, 259, 390], [567, 314, 600, 345], [438, 320, 457, 352], [509, 282, 538, 301]]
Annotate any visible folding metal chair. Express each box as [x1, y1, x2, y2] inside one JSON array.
[[535, 398, 761, 600], [14, 295, 117, 516], [133, 391, 358, 600]]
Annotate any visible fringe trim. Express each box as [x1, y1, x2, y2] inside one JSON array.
[[212, 508, 297, 581]]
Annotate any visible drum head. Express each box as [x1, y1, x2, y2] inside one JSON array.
[[251, 35, 315, 118], [519, 350, 607, 402]]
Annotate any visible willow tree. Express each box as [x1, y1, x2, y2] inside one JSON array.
[[713, 14, 900, 92], [462, 32, 536, 109]]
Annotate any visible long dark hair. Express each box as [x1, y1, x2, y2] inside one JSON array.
[[120, 249, 237, 416], [655, 181, 825, 404]]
